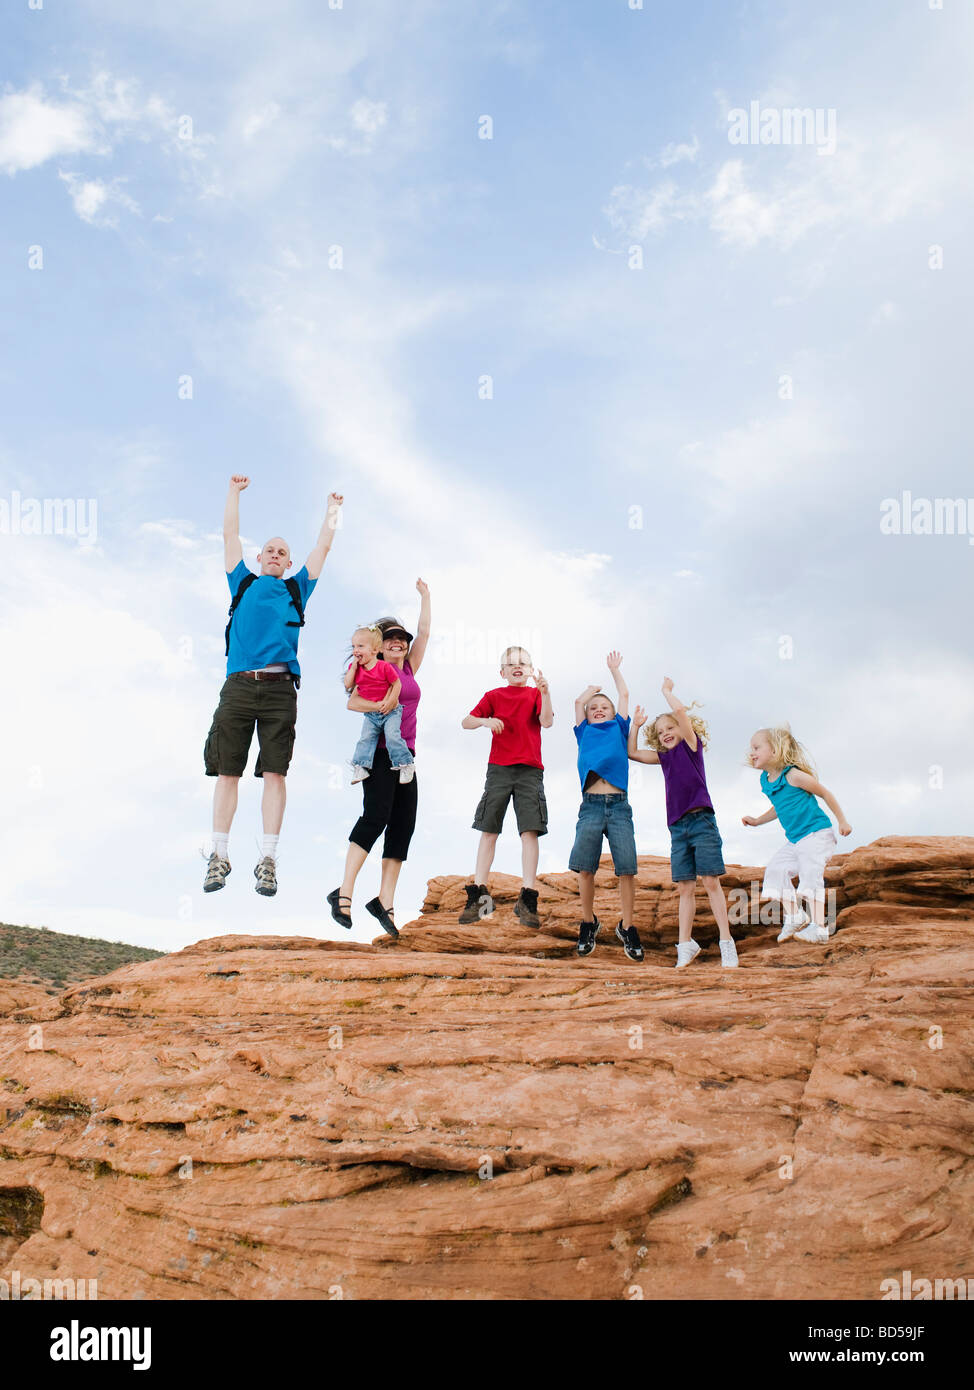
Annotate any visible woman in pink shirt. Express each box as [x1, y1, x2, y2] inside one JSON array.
[[327, 580, 430, 940]]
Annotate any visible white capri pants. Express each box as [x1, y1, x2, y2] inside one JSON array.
[[762, 828, 836, 904]]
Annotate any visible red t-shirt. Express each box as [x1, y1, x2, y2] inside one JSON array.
[[470, 685, 544, 769]]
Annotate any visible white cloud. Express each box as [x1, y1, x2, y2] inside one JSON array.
[[242, 101, 281, 141], [59, 171, 141, 225], [0, 87, 93, 174], [349, 98, 387, 135], [658, 136, 700, 168]]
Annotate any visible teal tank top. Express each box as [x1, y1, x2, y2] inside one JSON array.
[[760, 766, 831, 844]]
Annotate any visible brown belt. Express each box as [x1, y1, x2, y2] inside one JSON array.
[[234, 670, 294, 682]]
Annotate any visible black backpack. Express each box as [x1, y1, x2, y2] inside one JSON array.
[[224, 572, 305, 656]]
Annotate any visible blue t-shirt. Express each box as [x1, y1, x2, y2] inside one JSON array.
[[225, 559, 317, 677], [760, 765, 831, 844], [574, 714, 631, 793]]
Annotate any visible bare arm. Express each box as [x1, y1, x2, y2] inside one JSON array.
[[223, 475, 249, 572], [742, 807, 778, 826], [574, 684, 601, 726], [347, 692, 383, 713], [342, 661, 357, 693], [462, 714, 503, 732], [305, 492, 344, 580], [661, 676, 696, 752], [535, 670, 554, 729], [408, 579, 432, 674], [786, 771, 852, 835], [628, 706, 661, 765], [607, 651, 629, 719]]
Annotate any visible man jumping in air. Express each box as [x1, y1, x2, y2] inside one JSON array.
[[202, 474, 343, 896]]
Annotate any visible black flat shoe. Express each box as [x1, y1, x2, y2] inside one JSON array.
[[365, 897, 399, 939], [326, 888, 353, 929]]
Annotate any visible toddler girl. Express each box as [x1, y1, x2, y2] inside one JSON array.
[[629, 678, 738, 968], [343, 626, 415, 785], [743, 725, 850, 943]]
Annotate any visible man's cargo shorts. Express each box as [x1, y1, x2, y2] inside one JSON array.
[[204, 673, 298, 779]]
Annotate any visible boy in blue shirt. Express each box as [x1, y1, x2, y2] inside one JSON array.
[[203, 474, 343, 897], [570, 652, 643, 961]]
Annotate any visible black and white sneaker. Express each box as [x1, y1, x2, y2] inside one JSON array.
[[615, 922, 644, 962], [576, 916, 601, 957], [203, 853, 231, 893], [254, 857, 278, 896]]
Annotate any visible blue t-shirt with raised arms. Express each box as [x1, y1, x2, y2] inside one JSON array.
[[574, 714, 631, 793], [760, 765, 831, 843], [225, 559, 317, 677]]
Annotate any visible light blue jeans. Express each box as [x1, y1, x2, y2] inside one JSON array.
[[352, 707, 413, 771]]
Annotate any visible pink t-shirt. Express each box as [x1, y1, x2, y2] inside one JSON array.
[[353, 658, 400, 702], [378, 659, 421, 752]]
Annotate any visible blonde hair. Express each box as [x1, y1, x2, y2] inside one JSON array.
[[351, 625, 383, 653], [500, 646, 532, 668], [584, 692, 616, 719], [643, 702, 709, 751], [753, 724, 816, 776]]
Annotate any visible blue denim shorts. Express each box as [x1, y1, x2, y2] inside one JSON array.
[[568, 793, 637, 876], [669, 808, 725, 881]]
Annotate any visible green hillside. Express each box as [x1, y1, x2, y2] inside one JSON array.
[[0, 923, 164, 994]]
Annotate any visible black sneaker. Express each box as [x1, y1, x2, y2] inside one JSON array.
[[615, 922, 644, 962], [513, 886, 540, 928], [326, 888, 353, 929], [459, 883, 494, 924], [576, 916, 600, 957]]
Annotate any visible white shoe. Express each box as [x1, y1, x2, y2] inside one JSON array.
[[350, 765, 370, 784], [397, 765, 415, 784], [719, 938, 739, 968], [826, 921, 837, 937], [777, 916, 806, 943], [794, 923, 829, 944], [675, 940, 701, 968]]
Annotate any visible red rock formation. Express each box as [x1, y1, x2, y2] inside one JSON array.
[[0, 837, 970, 1300]]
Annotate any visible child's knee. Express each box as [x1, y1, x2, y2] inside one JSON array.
[[677, 879, 696, 896]]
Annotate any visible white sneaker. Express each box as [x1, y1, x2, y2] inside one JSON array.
[[826, 921, 837, 937], [675, 940, 701, 968], [777, 916, 806, 943], [719, 938, 739, 968], [794, 923, 829, 944], [350, 765, 370, 784], [398, 765, 415, 784]]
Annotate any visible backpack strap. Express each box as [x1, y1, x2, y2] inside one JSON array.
[[284, 578, 305, 630], [224, 572, 259, 656]]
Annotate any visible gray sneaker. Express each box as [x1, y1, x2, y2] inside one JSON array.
[[203, 853, 231, 893], [254, 856, 278, 897]]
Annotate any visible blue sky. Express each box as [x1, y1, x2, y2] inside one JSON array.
[[1, 0, 972, 950]]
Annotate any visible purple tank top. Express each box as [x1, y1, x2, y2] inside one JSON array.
[[658, 738, 713, 826], [378, 658, 421, 752]]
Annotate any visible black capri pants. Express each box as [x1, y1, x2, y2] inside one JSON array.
[[349, 746, 418, 861]]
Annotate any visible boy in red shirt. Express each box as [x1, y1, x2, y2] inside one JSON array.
[[459, 646, 554, 927]]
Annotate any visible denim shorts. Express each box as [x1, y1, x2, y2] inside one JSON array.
[[669, 808, 725, 881], [568, 793, 637, 876]]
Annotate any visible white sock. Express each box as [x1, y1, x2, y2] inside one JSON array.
[[261, 834, 280, 861], [213, 831, 229, 859]]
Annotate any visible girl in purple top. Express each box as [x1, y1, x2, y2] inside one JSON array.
[[327, 580, 430, 941], [628, 677, 738, 969]]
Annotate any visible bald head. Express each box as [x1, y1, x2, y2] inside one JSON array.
[[258, 537, 292, 577]]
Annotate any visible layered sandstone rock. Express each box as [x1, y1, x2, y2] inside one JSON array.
[[0, 837, 970, 1300]]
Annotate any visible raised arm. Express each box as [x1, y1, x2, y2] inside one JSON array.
[[786, 771, 852, 836], [575, 684, 602, 725], [304, 492, 344, 580], [661, 676, 696, 752], [627, 706, 660, 765], [535, 670, 554, 729], [408, 579, 432, 674], [223, 475, 249, 572], [607, 651, 629, 719]]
